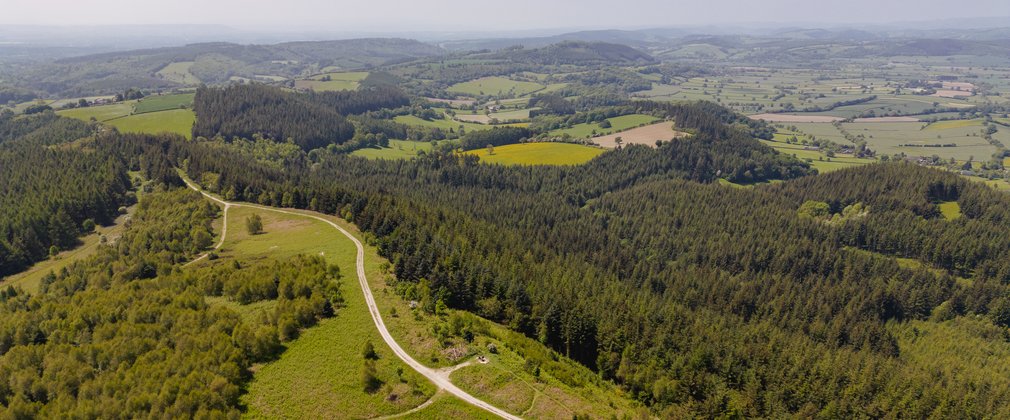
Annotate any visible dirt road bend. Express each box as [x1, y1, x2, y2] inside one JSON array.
[[182, 178, 519, 420]]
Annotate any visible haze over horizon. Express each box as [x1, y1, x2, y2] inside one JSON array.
[[2, 0, 1009, 32]]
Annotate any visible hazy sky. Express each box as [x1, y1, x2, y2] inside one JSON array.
[[2, 0, 1008, 31]]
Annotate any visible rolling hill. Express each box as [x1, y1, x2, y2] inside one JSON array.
[[11, 38, 446, 96], [490, 41, 656, 65]]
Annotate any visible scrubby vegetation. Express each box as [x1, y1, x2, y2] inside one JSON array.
[[0, 186, 342, 417]]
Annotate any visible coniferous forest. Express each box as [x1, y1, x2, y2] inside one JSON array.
[[170, 98, 1010, 417], [0, 112, 130, 275]]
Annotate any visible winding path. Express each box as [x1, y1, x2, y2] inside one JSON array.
[[182, 178, 519, 420], [184, 201, 229, 267]]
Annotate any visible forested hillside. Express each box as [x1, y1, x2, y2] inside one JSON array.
[[0, 112, 130, 276], [170, 100, 1010, 416], [192, 84, 411, 151], [491, 41, 657, 65], [192, 84, 354, 150], [7, 90, 1010, 417]]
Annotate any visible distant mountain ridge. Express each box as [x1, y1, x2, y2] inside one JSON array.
[[440, 25, 1010, 57], [15, 38, 446, 96]]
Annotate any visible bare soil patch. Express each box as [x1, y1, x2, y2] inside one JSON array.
[[593, 122, 688, 148]]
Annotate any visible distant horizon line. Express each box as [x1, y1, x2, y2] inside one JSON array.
[[2, 15, 1010, 34]]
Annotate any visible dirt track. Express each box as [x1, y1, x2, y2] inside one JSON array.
[[182, 178, 519, 420]]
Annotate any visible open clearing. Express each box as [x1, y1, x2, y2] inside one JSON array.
[[57, 101, 136, 122], [205, 206, 438, 419], [106, 108, 195, 138], [468, 142, 604, 165], [760, 139, 872, 173], [57, 97, 195, 137], [448, 325, 641, 418], [549, 114, 659, 139], [939, 201, 963, 220], [295, 71, 369, 91], [593, 121, 689, 148], [156, 61, 201, 85], [394, 113, 492, 132], [352, 139, 435, 160], [134, 93, 194, 114], [448, 77, 546, 97]]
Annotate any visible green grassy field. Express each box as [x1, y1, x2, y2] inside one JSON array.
[[351, 139, 435, 160], [939, 201, 963, 220], [106, 108, 195, 138], [448, 77, 546, 97], [778, 120, 999, 162], [842, 121, 997, 161], [548, 114, 659, 139], [394, 114, 491, 132], [760, 139, 873, 173], [201, 206, 437, 418], [632, 62, 998, 118], [781, 122, 849, 143], [295, 71, 369, 91], [133, 93, 194, 114], [57, 101, 135, 122], [468, 142, 605, 166], [923, 119, 983, 130], [982, 178, 1010, 192]]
